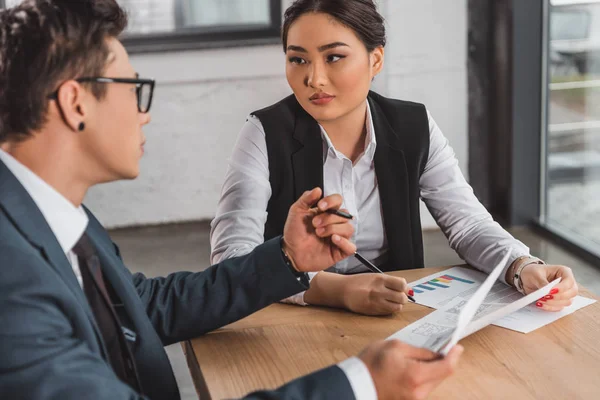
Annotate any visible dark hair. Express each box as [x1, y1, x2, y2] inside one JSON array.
[[282, 0, 386, 53], [0, 0, 128, 142]]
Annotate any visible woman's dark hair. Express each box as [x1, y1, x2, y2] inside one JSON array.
[[0, 0, 128, 142], [282, 0, 386, 53]]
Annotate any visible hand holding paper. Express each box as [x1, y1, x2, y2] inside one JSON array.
[[435, 252, 510, 355], [387, 252, 585, 355]]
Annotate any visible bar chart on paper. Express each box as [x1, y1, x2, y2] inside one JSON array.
[[413, 274, 476, 293], [409, 267, 488, 309]]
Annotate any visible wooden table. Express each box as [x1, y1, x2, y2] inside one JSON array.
[[184, 267, 600, 399]]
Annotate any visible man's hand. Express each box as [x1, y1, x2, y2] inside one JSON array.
[[342, 274, 413, 315], [359, 340, 463, 400], [282, 188, 356, 272]]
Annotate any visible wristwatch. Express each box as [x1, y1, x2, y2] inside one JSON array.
[[280, 238, 310, 287]]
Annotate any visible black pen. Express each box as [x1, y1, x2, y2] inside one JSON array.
[[323, 209, 416, 303], [325, 209, 354, 219], [353, 252, 416, 303]]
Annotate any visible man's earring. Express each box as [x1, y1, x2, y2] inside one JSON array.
[[78, 122, 85, 131]]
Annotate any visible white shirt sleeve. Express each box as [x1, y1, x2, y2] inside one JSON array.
[[210, 115, 309, 305], [420, 111, 531, 283], [337, 357, 378, 400]]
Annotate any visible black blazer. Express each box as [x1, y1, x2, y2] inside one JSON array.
[[253, 91, 430, 272], [0, 159, 355, 399]]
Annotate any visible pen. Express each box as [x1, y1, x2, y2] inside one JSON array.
[[325, 209, 354, 219], [353, 252, 416, 303], [321, 208, 416, 304]]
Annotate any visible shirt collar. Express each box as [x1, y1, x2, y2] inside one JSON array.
[[0, 149, 88, 255], [319, 100, 377, 163]]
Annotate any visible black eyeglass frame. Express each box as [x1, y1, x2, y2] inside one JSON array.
[[48, 77, 156, 114]]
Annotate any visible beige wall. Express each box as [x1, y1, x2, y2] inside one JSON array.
[[85, 0, 468, 230]]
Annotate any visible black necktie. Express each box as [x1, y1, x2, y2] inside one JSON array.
[[73, 233, 141, 392]]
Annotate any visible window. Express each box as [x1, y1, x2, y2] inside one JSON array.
[[1, 0, 282, 53], [119, 0, 282, 53], [550, 9, 590, 41], [542, 0, 600, 255]]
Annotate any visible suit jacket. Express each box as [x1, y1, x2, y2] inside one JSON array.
[[0, 159, 355, 399]]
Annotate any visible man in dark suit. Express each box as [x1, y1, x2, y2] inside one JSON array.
[[0, 1, 462, 399]]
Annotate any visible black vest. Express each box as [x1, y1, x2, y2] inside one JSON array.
[[252, 91, 430, 271]]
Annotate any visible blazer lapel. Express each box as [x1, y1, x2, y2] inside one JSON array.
[[291, 106, 325, 200], [369, 97, 415, 271], [0, 160, 107, 355]]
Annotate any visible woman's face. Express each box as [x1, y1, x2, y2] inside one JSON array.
[[285, 12, 384, 123]]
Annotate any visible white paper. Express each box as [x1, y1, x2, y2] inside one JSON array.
[[408, 266, 596, 334], [436, 252, 511, 355], [389, 297, 471, 350], [389, 278, 562, 353], [458, 278, 561, 341], [392, 262, 597, 353], [493, 296, 597, 333]]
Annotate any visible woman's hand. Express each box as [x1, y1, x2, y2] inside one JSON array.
[[519, 264, 579, 311], [341, 273, 414, 316]]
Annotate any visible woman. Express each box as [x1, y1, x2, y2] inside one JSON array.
[[211, 0, 579, 315]]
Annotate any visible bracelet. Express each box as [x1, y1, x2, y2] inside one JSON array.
[[510, 256, 529, 292], [512, 256, 545, 294], [280, 237, 310, 287]]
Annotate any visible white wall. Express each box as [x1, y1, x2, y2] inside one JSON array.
[[85, 0, 467, 230], [381, 0, 468, 228]]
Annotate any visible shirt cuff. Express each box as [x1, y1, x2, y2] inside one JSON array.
[[337, 357, 378, 400], [279, 272, 322, 306], [280, 291, 309, 306]]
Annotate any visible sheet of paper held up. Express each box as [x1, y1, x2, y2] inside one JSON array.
[[394, 252, 512, 355], [406, 264, 596, 334], [389, 254, 596, 353]]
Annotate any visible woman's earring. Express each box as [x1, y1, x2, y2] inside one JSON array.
[[78, 122, 85, 131]]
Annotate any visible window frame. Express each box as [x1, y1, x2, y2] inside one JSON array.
[[119, 0, 283, 54]]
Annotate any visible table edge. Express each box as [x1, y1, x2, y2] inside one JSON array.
[[182, 340, 212, 400]]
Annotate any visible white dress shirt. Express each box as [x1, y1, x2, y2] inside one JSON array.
[[209, 102, 532, 400], [211, 102, 531, 284], [0, 149, 88, 288]]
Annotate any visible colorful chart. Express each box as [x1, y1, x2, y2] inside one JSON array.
[[412, 274, 475, 294]]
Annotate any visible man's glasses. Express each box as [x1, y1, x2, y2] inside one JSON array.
[[48, 77, 156, 113]]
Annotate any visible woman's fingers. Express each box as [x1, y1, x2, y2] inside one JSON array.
[[382, 275, 408, 293], [383, 288, 409, 305], [331, 235, 357, 256]]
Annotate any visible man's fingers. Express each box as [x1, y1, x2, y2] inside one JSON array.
[[411, 345, 463, 385], [331, 235, 357, 255], [295, 188, 323, 210], [315, 222, 354, 239], [316, 193, 344, 211], [312, 210, 352, 228], [394, 342, 440, 361]]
